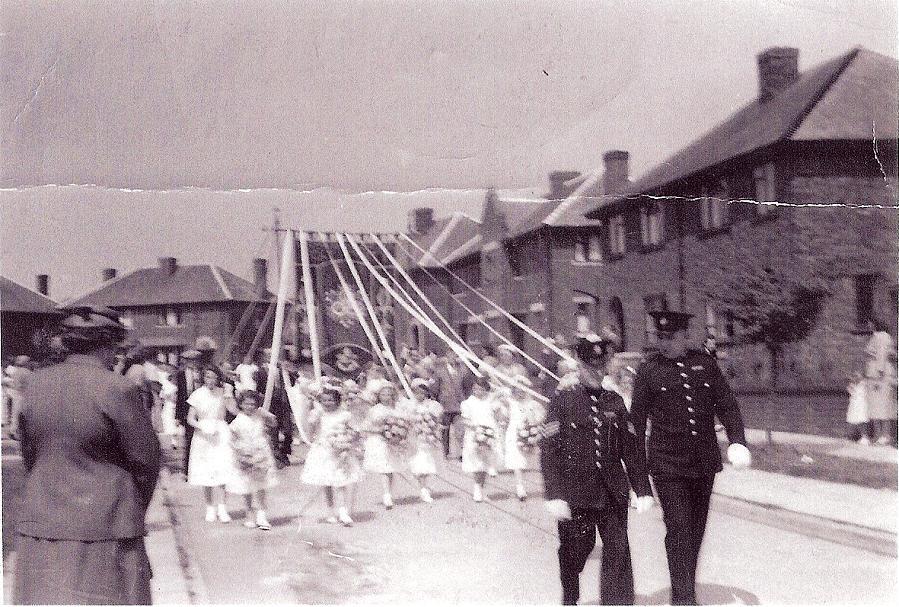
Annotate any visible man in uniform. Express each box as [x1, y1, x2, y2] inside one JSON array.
[[630, 311, 752, 605], [15, 306, 161, 604], [541, 334, 656, 605]]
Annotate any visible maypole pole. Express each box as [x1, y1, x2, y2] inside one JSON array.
[[298, 231, 323, 380], [262, 230, 295, 411]]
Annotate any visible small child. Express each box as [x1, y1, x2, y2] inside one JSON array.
[[300, 385, 361, 526], [226, 390, 279, 530], [362, 383, 410, 508], [502, 376, 545, 500], [846, 373, 871, 445], [158, 365, 181, 449], [401, 378, 444, 503], [461, 377, 502, 502]]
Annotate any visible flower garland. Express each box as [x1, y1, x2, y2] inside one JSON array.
[[381, 414, 411, 447], [416, 407, 443, 446]]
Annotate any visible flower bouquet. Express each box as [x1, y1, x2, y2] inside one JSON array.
[[473, 424, 497, 456], [325, 422, 361, 472], [381, 414, 411, 447], [416, 409, 443, 446], [231, 428, 273, 482], [516, 419, 544, 452]]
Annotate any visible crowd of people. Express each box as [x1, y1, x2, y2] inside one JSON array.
[[846, 322, 899, 447]]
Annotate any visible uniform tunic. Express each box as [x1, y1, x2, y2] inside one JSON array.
[[630, 350, 747, 606], [540, 378, 651, 605]]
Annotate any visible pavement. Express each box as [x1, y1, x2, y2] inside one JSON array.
[[2, 429, 897, 604]]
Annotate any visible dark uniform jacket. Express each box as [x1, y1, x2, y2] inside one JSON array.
[[541, 379, 652, 508], [17, 354, 161, 541], [630, 350, 746, 479], [174, 365, 200, 425]]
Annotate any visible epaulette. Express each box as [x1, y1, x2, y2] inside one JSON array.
[[556, 372, 580, 391], [542, 420, 561, 438]]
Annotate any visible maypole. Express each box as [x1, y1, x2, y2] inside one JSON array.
[[298, 231, 323, 380], [262, 230, 295, 411]]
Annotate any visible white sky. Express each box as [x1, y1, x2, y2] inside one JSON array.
[[1, 0, 896, 299]]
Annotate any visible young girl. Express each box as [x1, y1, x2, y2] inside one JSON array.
[[158, 365, 181, 449], [402, 378, 444, 503], [226, 390, 279, 530], [846, 372, 871, 444], [461, 376, 502, 502], [502, 376, 545, 500], [362, 383, 410, 508], [300, 385, 361, 526], [187, 367, 238, 523]]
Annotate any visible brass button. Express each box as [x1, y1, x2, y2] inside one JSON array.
[[688, 407, 694, 413], [683, 383, 691, 389], [689, 419, 696, 425], [685, 396, 693, 401], [691, 430, 698, 436], [680, 372, 688, 378]]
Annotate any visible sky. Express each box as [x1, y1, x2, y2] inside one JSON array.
[[1, 0, 897, 300]]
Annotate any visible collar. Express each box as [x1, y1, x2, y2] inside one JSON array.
[[600, 375, 618, 393], [65, 353, 110, 369]]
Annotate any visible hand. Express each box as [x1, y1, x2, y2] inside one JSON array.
[[727, 443, 752, 470], [633, 495, 655, 514], [544, 499, 571, 521]]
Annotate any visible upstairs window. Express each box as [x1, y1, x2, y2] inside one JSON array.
[[700, 185, 728, 231], [609, 215, 626, 256], [574, 233, 603, 262], [640, 202, 664, 247], [855, 274, 876, 329], [753, 163, 777, 216], [120, 310, 134, 329], [157, 307, 182, 327]]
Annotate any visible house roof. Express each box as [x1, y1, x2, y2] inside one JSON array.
[[0, 275, 60, 314], [586, 47, 897, 217], [404, 211, 483, 268], [66, 264, 272, 308]]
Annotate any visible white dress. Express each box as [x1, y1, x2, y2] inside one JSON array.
[[159, 377, 180, 435], [461, 396, 502, 473], [301, 409, 362, 487], [226, 412, 279, 494], [503, 396, 545, 471], [186, 386, 233, 487], [362, 404, 409, 474], [402, 398, 443, 476]]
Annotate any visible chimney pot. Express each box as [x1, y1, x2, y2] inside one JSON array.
[[36, 274, 49, 296], [408, 207, 435, 235], [102, 268, 117, 282], [548, 170, 582, 201], [158, 257, 177, 275], [602, 150, 630, 196], [757, 47, 799, 102], [252, 258, 268, 297]]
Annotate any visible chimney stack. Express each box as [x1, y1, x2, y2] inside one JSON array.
[[252, 258, 268, 297], [602, 150, 630, 195], [407, 207, 435, 235], [158, 257, 177, 275], [757, 47, 799, 102], [548, 171, 582, 201], [102, 268, 117, 282], [36, 274, 49, 296]]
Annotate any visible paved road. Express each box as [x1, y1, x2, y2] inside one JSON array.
[[160, 452, 897, 605]]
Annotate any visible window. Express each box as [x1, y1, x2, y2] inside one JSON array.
[[609, 215, 626, 256], [640, 202, 664, 247], [574, 233, 603, 262], [157, 307, 182, 327], [855, 274, 876, 328], [700, 185, 728, 231], [120, 310, 134, 329], [753, 163, 776, 216], [609, 297, 626, 350], [643, 293, 668, 345]]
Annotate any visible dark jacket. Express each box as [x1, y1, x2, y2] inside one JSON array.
[[630, 350, 746, 479], [541, 379, 652, 509], [436, 363, 464, 413], [17, 354, 161, 541], [174, 365, 202, 424]]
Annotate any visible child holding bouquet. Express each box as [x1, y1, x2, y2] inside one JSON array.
[[502, 376, 545, 500], [362, 383, 410, 509], [461, 376, 502, 502], [300, 385, 362, 526], [402, 378, 444, 503], [226, 390, 279, 530]]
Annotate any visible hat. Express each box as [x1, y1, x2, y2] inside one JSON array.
[[410, 377, 431, 390], [575, 333, 611, 363], [14, 355, 31, 366], [181, 349, 202, 361], [59, 306, 128, 343], [195, 336, 218, 352], [648, 310, 694, 334]]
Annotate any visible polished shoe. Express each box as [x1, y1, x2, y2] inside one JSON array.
[[473, 485, 483, 502], [256, 510, 271, 531], [337, 507, 354, 527], [420, 488, 434, 503], [217, 504, 231, 523], [382, 493, 394, 509], [205, 506, 217, 522], [487, 467, 498, 477], [243, 518, 257, 528], [325, 515, 339, 524], [516, 484, 527, 501]]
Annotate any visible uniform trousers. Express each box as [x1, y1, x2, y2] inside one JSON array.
[[653, 475, 715, 605], [180, 424, 194, 475], [441, 411, 462, 457], [557, 505, 633, 605]]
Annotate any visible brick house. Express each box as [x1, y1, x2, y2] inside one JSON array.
[[580, 46, 898, 391], [0, 274, 62, 358], [66, 257, 274, 364]]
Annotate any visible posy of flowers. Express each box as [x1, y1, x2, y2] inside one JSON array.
[[416, 408, 443, 445], [231, 427, 274, 481], [473, 424, 497, 455], [325, 422, 361, 470], [381, 414, 411, 447], [516, 419, 544, 451]]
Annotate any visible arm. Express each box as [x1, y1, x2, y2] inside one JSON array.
[[629, 364, 652, 450], [105, 383, 161, 510], [617, 399, 652, 497], [710, 358, 746, 446], [538, 392, 565, 502]]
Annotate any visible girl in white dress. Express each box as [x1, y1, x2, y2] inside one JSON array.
[[301, 386, 361, 526], [501, 376, 545, 501], [461, 377, 502, 502], [226, 390, 279, 530], [158, 366, 181, 448], [187, 368, 238, 523], [362, 383, 410, 509], [401, 378, 444, 504]]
